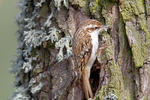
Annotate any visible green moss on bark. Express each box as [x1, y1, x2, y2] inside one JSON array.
[[120, 0, 150, 68], [98, 62, 124, 100], [69, 0, 87, 7], [97, 33, 124, 100]]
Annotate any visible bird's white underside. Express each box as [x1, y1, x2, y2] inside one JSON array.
[[86, 29, 99, 79], [80, 24, 108, 79]]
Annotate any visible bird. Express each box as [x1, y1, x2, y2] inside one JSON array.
[[72, 19, 108, 99]]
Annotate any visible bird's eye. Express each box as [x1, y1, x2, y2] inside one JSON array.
[[95, 27, 99, 29]]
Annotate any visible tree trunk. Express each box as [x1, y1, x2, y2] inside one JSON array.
[[11, 0, 150, 100]]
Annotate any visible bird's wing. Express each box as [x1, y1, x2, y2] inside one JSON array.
[[72, 30, 92, 71]]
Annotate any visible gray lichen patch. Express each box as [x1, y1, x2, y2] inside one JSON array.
[[35, 0, 46, 7], [11, 87, 30, 100], [54, 0, 69, 10], [31, 82, 44, 94], [12, 0, 73, 99], [55, 36, 72, 61]]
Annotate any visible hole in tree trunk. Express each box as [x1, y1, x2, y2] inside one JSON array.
[[90, 59, 101, 95]]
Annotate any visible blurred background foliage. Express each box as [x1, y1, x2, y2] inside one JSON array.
[[0, 0, 18, 99]]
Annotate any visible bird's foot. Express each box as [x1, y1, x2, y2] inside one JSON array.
[[97, 43, 108, 55]]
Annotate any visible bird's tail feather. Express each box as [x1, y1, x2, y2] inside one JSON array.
[[82, 68, 93, 99]]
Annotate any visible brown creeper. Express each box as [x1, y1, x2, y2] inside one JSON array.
[[72, 19, 108, 99]]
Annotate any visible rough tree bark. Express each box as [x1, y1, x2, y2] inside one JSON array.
[[11, 0, 150, 100]]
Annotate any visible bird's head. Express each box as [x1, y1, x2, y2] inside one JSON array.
[[81, 19, 110, 35]]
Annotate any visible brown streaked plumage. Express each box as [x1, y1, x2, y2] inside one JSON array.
[[72, 19, 106, 99]]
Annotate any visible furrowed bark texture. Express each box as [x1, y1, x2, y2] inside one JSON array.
[[12, 0, 150, 100]]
